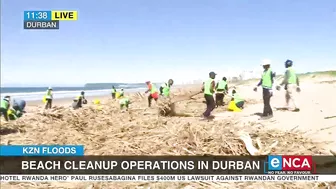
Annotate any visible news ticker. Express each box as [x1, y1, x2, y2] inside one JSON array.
[[1, 174, 334, 182], [0, 156, 335, 175], [23, 10, 78, 29]]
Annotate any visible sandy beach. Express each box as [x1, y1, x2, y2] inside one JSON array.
[[1, 73, 336, 188]]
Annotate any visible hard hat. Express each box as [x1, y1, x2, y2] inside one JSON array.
[[145, 81, 150, 84], [261, 59, 271, 66], [285, 59, 293, 68], [48, 87, 52, 90], [121, 88, 124, 90]]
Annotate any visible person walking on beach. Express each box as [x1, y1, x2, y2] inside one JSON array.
[[145, 81, 159, 107], [0, 96, 11, 121], [160, 79, 174, 97], [215, 77, 228, 107], [201, 71, 216, 119], [45, 87, 53, 109], [253, 60, 276, 119], [276, 59, 301, 111], [111, 86, 117, 99]]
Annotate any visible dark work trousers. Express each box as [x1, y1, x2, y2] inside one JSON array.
[[203, 94, 215, 117], [45, 99, 52, 109], [77, 98, 83, 108], [148, 95, 157, 107], [0, 107, 9, 121], [215, 93, 225, 107], [112, 93, 116, 99], [262, 88, 273, 116]]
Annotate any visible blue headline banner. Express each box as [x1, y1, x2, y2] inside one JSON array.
[[0, 145, 84, 156]]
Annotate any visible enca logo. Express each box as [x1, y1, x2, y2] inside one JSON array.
[[268, 155, 314, 171]]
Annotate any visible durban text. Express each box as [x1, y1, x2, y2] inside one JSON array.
[[212, 161, 260, 170]]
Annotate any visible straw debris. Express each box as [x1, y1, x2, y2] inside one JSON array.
[[0, 91, 335, 189]]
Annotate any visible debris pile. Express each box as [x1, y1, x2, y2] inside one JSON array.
[[0, 92, 334, 189]]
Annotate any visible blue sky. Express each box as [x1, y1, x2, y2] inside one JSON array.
[[1, 0, 335, 87]]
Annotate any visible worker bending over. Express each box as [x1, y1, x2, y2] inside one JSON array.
[[72, 91, 87, 109], [8, 99, 27, 120], [0, 96, 11, 121], [201, 72, 216, 119], [119, 96, 130, 111], [254, 60, 276, 119], [215, 77, 228, 107], [231, 89, 245, 109], [145, 81, 159, 107], [45, 87, 53, 109], [160, 79, 174, 97], [276, 59, 300, 111]]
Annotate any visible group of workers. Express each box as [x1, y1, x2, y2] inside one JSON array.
[[143, 79, 174, 107], [111, 86, 129, 111], [0, 96, 26, 121], [1, 59, 300, 121], [253, 59, 300, 119], [201, 72, 245, 119], [201, 59, 300, 120]]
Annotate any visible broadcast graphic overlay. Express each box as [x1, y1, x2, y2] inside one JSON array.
[[23, 10, 78, 29], [1, 145, 335, 182], [264, 155, 316, 174]]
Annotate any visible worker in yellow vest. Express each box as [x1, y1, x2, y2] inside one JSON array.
[[119, 96, 130, 111], [72, 91, 85, 109], [231, 89, 245, 109], [160, 79, 174, 97], [201, 71, 216, 119], [111, 86, 117, 99], [276, 60, 300, 111], [0, 96, 11, 121], [45, 87, 53, 109], [215, 77, 228, 107], [145, 81, 159, 107], [120, 88, 124, 97], [253, 60, 276, 119]]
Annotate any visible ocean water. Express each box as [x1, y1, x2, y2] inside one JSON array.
[[0, 83, 156, 101]]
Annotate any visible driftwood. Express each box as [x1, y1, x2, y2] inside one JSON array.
[[158, 91, 202, 116], [324, 115, 336, 119]]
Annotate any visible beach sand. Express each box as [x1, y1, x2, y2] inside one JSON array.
[[1, 75, 336, 188]]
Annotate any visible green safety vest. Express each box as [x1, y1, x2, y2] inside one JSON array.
[[76, 95, 84, 100], [233, 94, 244, 104], [150, 84, 158, 94], [119, 98, 129, 105], [162, 83, 170, 97], [46, 90, 53, 99], [1, 99, 9, 109], [204, 79, 214, 95], [287, 67, 297, 84], [112, 88, 116, 93], [262, 69, 273, 89], [217, 80, 227, 90]]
